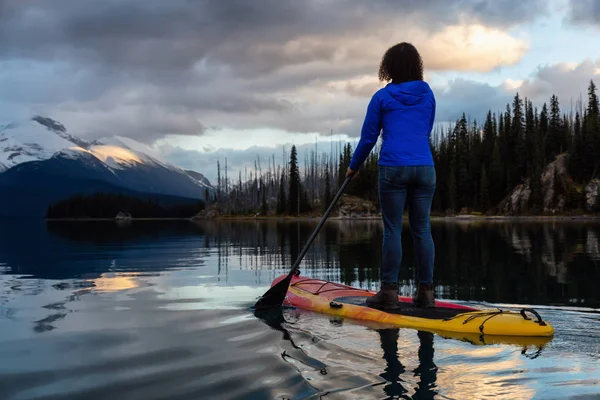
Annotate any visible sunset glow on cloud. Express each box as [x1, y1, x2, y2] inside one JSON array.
[[1, 0, 599, 180]]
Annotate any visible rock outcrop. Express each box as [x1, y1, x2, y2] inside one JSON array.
[[190, 207, 219, 220], [115, 211, 132, 220], [337, 194, 378, 217], [584, 179, 600, 212], [497, 153, 598, 214]]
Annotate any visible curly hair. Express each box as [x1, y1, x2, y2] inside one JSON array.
[[378, 42, 423, 83]]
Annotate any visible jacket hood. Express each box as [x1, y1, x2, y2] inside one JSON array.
[[384, 80, 433, 106]]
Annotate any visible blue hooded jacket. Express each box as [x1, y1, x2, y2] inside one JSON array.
[[348, 80, 436, 171]]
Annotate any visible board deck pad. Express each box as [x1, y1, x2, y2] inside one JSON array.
[[274, 275, 555, 337], [332, 296, 468, 320]]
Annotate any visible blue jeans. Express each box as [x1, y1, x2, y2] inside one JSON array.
[[378, 165, 436, 285]]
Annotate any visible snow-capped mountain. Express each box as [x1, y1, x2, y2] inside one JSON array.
[[0, 118, 82, 171], [0, 116, 215, 218]]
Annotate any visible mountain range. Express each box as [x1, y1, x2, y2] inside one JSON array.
[[0, 116, 214, 218]]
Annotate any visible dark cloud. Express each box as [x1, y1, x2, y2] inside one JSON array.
[[568, 0, 600, 27], [432, 59, 600, 127], [454, 0, 549, 27], [160, 59, 600, 180], [0, 0, 551, 143], [1, 0, 547, 74]]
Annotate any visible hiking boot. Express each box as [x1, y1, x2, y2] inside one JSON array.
[[366, 282, 399, 309], [412, 283, 435, 308]]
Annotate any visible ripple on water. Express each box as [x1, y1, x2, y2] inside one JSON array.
[[1, 220, 600, 399]]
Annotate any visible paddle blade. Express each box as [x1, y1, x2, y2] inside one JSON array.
[[253, 274, 293, 310]]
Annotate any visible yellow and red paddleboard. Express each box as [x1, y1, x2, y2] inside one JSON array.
[[275, 274, 555, 338]]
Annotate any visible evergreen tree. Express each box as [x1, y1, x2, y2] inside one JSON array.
[[276, 171, 286, 215], [337, 152, 345, 188], [448, 165, 457, 212], [445, 124, 458, 211], [480, 166, 490, 213], [482, 110, 496, 171], [299, 183, 311, 213], [583, 80, 599, 179], [261, 189, 268, 215], [288, 145, 300, 215], [512, 93, 526, 183], [570, 111, 584, 180], [337, 143, 353, 187], [457, 114, 470, 209], [323, 166, 331, 211], [469, 119, 483, 211], [489, 140, 504, 205], [524, 98, 535, 179], [545, 94, 563, 162]]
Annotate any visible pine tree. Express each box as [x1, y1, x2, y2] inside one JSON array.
[[261, 189, 268, 215], [546, 94, 563, 162], [337, 152, 345, 188], [524, 98, 535, 180], [457, 114, 470, 209], [469, 119, 483, 210], [276, 171, 286, 215], [445, 124, 458, 212], [323, 166, 331, 211], [449, 165, 457, 213], [583, 80, 599, 179], [570, 111, 584, 180], [489, 140, 504, 205], [482, 111, 495, 171], [480, 166, 490, 213], [299, 183, 310, 213], [288, 145, 300, 215], [512, 93, 526, 183]]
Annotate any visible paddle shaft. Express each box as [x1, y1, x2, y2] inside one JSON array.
[[285, 174, 353, 278], [252, 173, 354, 310]]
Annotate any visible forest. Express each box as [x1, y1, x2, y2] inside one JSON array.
[[209, 80, 600, 217], [46, 193, 206, 219]]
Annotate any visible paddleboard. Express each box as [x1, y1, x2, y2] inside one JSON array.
[[273, 274, 554, 337]]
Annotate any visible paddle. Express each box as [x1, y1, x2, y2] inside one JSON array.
[[252, 173, 355, 310]]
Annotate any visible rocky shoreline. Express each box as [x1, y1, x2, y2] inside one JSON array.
[[195, 213, 600, 222]]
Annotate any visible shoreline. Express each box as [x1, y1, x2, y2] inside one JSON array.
[[208, 214, 600, 222], [41, 213, 600, 222]]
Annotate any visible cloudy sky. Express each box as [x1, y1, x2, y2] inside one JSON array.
[[2, 0, 600, 182]]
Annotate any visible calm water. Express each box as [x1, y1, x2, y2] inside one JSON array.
[[0, 219, 599, 400]]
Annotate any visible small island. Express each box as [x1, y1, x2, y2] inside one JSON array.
[[46, 192, 206, 221]]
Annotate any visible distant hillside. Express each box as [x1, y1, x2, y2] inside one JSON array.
[[46, 192, 205, 219], [0, 116, 216, 218], [0, 177, 203, 219]]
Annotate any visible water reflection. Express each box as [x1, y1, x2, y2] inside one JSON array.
[[193, 219, 600, 308], [376, 328, 438, 399], [1, 219, 598, 307], [253, 307, 560, 399], [0, 219, 599, 399], [254, 307, 440, 399]]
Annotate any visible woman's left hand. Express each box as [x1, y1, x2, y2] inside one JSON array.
[[346, 167, 356, 177]]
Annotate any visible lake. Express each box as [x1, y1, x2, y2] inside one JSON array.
[[0, 219, 599, 399]]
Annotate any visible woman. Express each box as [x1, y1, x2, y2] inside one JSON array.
[[346, 42, 436, 309]]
